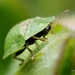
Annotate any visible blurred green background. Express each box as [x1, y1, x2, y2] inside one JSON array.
[[0, 0, 75, 75]]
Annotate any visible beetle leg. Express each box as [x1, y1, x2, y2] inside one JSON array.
[[43, 36, 48, 40], [26, 44, 34, 61], [13, 48, 25, 65], [14, 55, 24, 65], [32, 36, 48, 42]]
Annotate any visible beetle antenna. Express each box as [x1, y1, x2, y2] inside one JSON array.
[[53, 10, 70, 27]]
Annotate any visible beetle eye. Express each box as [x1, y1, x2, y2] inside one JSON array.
[[49, 22, 54, 34]]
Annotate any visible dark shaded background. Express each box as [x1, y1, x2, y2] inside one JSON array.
[[0, 0, 75, 75]]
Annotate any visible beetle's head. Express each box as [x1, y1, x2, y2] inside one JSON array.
[[49, 22, 54, 34]]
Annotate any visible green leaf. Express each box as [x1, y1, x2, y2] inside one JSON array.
[[3, 16, 75, 75], [15, 25, 70, 75], [57, 39, 75, 75], [3, 24, 70, 75]]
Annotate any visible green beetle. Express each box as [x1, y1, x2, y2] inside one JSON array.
[[3, 10, 69, 65]]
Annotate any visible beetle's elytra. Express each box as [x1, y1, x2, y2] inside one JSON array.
[[3, 10, 70, 65]]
